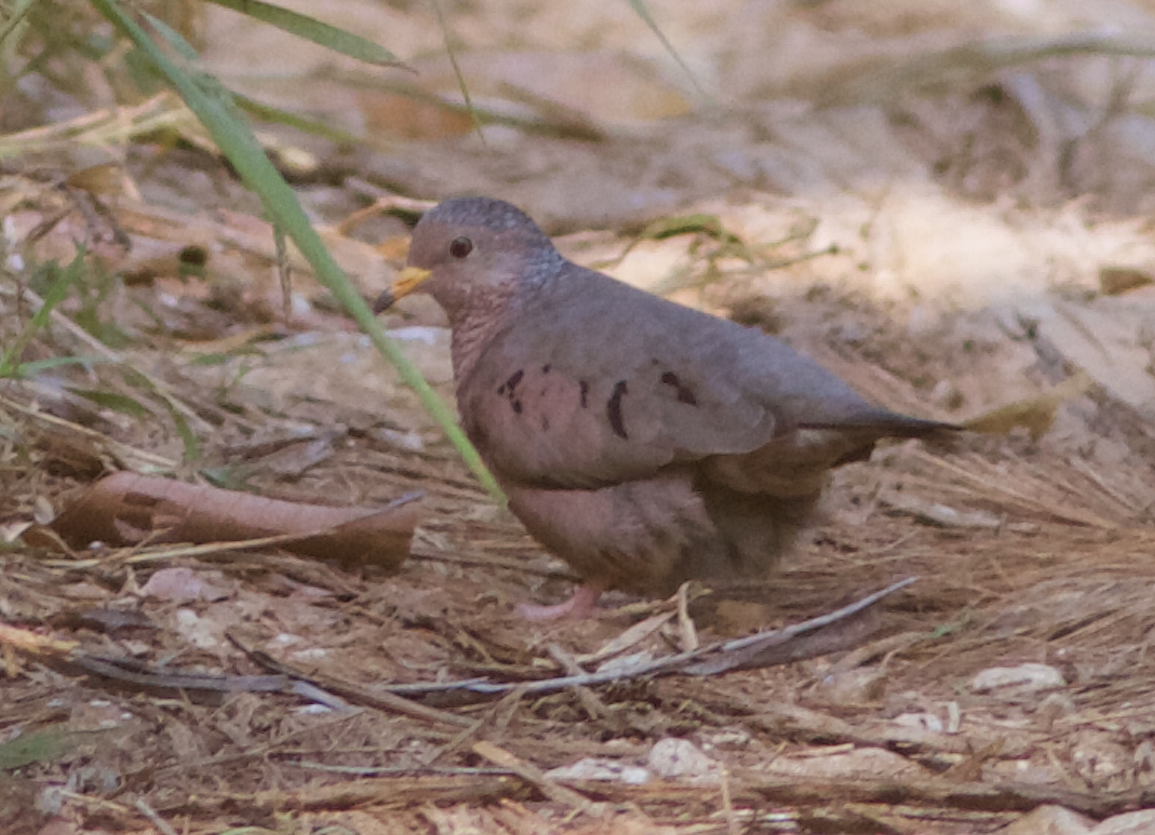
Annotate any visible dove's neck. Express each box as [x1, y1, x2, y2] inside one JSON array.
[[448, 249, 561, 386], [448, 283, 526, 387]]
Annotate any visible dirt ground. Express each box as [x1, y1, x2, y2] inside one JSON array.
[[5, 1, 1155, 833]]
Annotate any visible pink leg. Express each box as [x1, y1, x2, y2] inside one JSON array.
[[516, 584, 602, 621]]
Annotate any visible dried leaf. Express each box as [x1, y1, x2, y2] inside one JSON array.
[[964, 371, 1093, 440], [52, 471, 420, 569]]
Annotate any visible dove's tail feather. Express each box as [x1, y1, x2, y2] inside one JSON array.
[[800, 409, 961, 438], [702, 411, 961, 498]]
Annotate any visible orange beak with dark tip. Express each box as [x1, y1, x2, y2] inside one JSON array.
[[372, 265, 433, 314]]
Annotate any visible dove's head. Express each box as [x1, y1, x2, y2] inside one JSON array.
[[374, 197, 564, 323]]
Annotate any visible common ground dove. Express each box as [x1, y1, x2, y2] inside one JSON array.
[[375, 197, 956, 620]]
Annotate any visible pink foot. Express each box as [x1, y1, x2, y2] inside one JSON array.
[[516, 585, 602, 621]]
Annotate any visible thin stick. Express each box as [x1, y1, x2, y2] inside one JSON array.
[[473, 741, 602, 817]]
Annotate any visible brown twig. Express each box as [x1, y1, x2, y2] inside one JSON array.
[[378, 577, 918, 696], [473, 741, 604, 817]]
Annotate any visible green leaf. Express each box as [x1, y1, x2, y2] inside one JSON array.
[[624, 0, 709, 100], [235, 94, 367, 145], [138, 10, 199, 60], [0, 250, 87, 378], [203, 0, 406, 67], [0, 0, 39, 50], [640, 214, 740, 243], [117, 365, 203, 462], [199, 464, 258, 491], [7, 355, 104, 377], [0, 725, 75, 771], [429, 0, 484, 141], [159, 387, 202, 462], [66, 387, 151, 418], [90, 0, 503, 503], [141, 6, 404, 143], [188, 352, 243, 367]]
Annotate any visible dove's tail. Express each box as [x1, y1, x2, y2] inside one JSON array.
[[801, 409, 961, 440]]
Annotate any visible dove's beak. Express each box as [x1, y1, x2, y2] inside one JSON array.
[[372, 266, 432, 314]]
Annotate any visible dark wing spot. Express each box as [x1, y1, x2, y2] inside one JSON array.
[[579, 381, 589, 408], [512, 400, 523, 414], [497, 384, 506, 396], [606, 380, 629, 440], [660, 371, 698, 406], [505, 369, 524, 392], [542, 364, 551, 374]]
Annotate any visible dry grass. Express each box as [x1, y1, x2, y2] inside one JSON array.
[[4, 179, 1155, 831], [5, 1, 1155, 832]]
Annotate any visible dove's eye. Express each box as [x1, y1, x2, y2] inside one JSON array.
[[450, 237, 473, 258]]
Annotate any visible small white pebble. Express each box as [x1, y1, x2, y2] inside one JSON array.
[[972, 663, 1065, 693]]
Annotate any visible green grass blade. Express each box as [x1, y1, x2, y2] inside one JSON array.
[[4, 355, 103, 377], [235, 93, 368, 145], [117, 366, 202, 462], [137, 10, 198, 60], [90, 0, 503, 503], [624, 0, 709, 100], [66, 387, 151, 418], [203, 0, 406, 67], [0, 0, 40, 49], [429, 0, 485, 141], [0, 250, 86, 377]]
